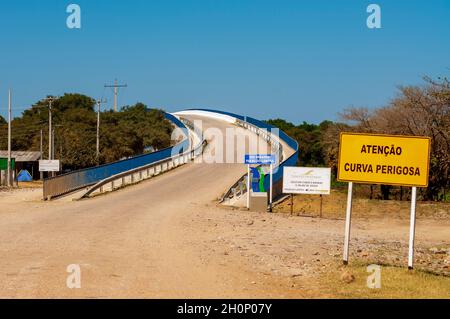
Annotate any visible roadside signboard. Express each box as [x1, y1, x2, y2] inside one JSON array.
[[337, 132, 432, 270], [39, 160, 60, 172], [337, 133, 431, 187], [0, 158, 15, 170], [245, 154, 276, 165], [283, 167, 331, 195], [245, 154, 276, 211]]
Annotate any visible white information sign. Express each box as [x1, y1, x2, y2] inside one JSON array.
[[283, 167, 331, 195], [39, 160, 60, 172]]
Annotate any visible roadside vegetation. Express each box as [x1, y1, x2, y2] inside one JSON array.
[[0, 94, 173, 171], [274, 187, 450, 220], [267, 75, 450, 202], [320, 261, 450, 299]]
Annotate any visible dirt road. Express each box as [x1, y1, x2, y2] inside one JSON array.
[[0, 115, 299, 298], [0, 115, 448, 298]]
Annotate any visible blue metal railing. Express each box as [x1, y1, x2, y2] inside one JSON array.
[[43, 112, 190, 199]]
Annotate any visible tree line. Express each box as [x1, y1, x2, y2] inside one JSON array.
[[0, 93, 174, 171], [267, 76, 449, 202]]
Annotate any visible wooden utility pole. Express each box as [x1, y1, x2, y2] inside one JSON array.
[[104, 79, 127, 112]]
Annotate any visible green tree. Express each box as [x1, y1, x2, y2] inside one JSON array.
[[0, 93, 174, 171], [266, 119, 330, 166]]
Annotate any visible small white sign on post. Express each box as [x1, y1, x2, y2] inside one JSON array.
[[283, 167, 331, 195], [39, 160, 60, 172]]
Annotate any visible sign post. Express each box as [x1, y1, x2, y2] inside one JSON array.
[[245, 154, 276, 212], [319, 195, 323, 218], [408, 187, 417, 270], [343, 182, 353, 265], [247, 164, 251, 209], [269, 163, 273, 212], [283, 167, 331, 217], [337, 133, 431, 269]]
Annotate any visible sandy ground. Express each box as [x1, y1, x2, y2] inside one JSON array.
[[1, 184, 448, 298], [0, 116, 448, 298]]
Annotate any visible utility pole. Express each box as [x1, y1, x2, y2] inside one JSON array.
[[52, 128, 55, 162], [51, 125, 63, 178], [43, 97, 57, 160], [104, 79, 127, 112], [41, 96, 58, 178], [40, 129, 43, 180], [96, 98, 107, 160], [7, 90, 12, 187]]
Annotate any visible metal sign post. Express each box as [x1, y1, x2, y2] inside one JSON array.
[[337, 132, 431, 268], [408, 187, 417, 270], [343, 182, 353, 265], [246, 164, 251, 209], [269, 163, 273, 212]]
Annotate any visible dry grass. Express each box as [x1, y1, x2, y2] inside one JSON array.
[[274, 189, 450, 220], [319, 260, 450, 299], [17, 181, 43, 189]]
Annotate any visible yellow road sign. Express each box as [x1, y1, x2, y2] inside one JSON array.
[[337, 133, 431, 187]]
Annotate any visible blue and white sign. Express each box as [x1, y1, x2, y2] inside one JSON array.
[[245, 154, 276, 165]]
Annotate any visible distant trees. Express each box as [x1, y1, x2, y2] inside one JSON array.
[[0, 93, 173, 171], [99, 103, 173, 164], [323, 76, 450, 201], [267, 75, 449, 201], [266, 119, 332, 167]]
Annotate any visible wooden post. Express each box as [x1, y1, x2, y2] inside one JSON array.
[[319, 194, 323, 218], [290, 194, 294, 215]]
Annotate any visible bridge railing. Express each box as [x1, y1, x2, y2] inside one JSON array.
[[186, 109, 299, 205], [43, 113, 190, 200], [78, 131, 206, 199]]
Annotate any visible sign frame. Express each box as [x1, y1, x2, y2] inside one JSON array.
[[245, 154, 276, 212], [337, 132, 432, 270], [245, 154, 276, 165], [337, 132, 431, 188], [39, 160, 61, 172], [283, 167, 331, 195]]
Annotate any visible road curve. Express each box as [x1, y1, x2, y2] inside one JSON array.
[[0, 114, 293, 298]]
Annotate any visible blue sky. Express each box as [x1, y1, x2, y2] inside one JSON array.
[[0, 0, 448, 123]]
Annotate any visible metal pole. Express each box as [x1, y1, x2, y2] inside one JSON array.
[[269, 163, 273, 212], [52, 128, 55, 160], [51, 128, 55, 177], [408, 187, 417, 270], [48, 99, 52, 160], [7, 90, 12, 187], [247, 165, 251, 209], [343, 182, 354, 265], [96, 100, 100, 158]]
